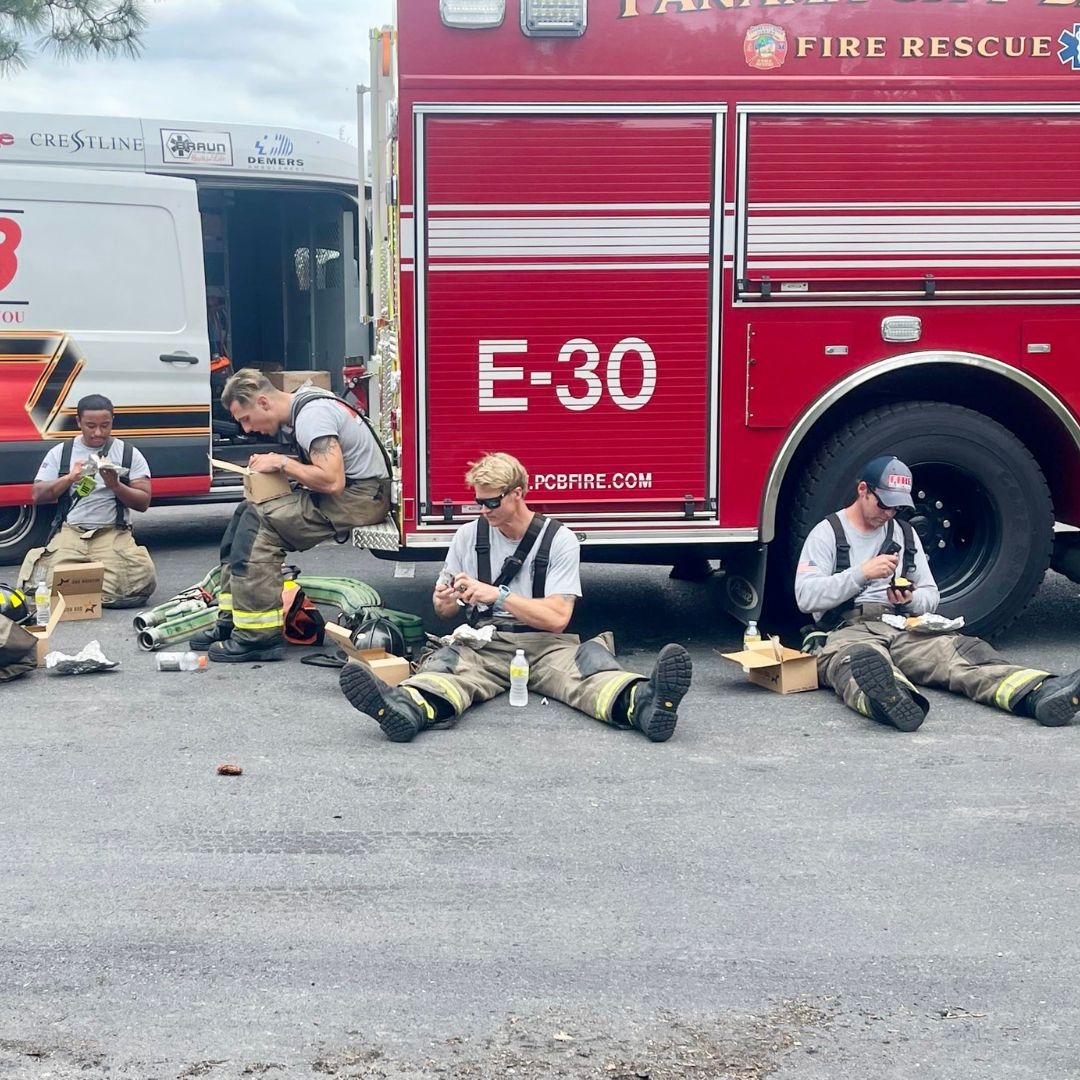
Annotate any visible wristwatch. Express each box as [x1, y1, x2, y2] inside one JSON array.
[[493, 584, 511, 612]]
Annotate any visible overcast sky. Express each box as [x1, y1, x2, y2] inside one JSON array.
[[2, 0, 395, 143]]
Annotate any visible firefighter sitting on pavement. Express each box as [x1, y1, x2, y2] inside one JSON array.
[[338, 452, 693, 743], [191, 368, 391, 663], [795, 454, 1080, 731], [27, 393, 156, 608]]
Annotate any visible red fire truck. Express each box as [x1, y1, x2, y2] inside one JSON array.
[[360, 0, 1080, 636]]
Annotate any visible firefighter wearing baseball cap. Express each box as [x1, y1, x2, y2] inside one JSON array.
[[794, 455, 1080, 731]]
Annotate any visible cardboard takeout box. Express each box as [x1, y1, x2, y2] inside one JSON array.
[[209, 457, 292, 504], [721, 635, 818, 695], [26, 592, 67, 664], [51, 561, 104, 622], [324, 623, 411, 686]]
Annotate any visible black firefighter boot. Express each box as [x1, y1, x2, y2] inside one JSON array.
[[1017, 670, 1080, 727], [846, 645, 928, 732], [207, 634, 285, 663], [339, 661, 439, 743], [625, 643, 693, 743], [188, 618, 233, 651]]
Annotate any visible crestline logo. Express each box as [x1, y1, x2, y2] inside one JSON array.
[[30, 129, 143, 153], [161, 129, 233, 166], [249, 132, 304, 170]]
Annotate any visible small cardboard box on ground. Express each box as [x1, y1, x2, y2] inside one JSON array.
[[51, 562, 104, 622], [721, 635, 818, 695], [324, 623, 411, 686], [269, 370, 332, 393], [26, 592, 67, 665], [209, 457, 292, 504]]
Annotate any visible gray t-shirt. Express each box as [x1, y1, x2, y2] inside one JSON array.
[[35, 437, 151, 527], [795, 512, 939, 623], [286, 393, 389, 480], [444, 516, 581, 626]]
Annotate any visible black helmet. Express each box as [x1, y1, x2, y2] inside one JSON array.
[[351, 616, 406, 657], [0, 583, 32, 626]]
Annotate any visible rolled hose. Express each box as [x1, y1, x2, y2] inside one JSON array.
[[137, 606, 218, 651], [291, 575, 381, 615], [131, 566, 222, 630]]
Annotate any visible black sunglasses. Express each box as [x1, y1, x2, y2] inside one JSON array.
[[871, 491, 906, 514], [476, 488, 517, 510]]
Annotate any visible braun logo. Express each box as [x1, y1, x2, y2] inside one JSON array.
[[160, 128, 234, 166]]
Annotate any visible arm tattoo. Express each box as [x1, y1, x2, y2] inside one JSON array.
[[308, 435, 340, 462]]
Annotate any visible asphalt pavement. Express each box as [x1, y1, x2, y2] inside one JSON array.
[[2, 505, 1080, 1079]]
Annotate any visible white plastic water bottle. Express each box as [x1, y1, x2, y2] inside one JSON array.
[[156, 651, 207, 672], [509, 648, 529, 707], [34, 582, 51, 625], [742, 620, 761, 673]]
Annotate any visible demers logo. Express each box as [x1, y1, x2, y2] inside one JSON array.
[[744, 23, 788, 70], [249, 133, 304, 171]]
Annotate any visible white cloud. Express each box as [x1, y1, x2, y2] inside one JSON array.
[[1, 0, 395, 139]]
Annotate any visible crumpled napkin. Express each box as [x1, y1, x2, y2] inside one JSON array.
[[44, 640, 121, 674], [882, 612, 966, 634], [429, 624, 497, 649]]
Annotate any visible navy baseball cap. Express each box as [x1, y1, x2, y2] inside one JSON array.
[[859, 455, 915, 509]]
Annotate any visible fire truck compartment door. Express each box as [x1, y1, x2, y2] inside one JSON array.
[[416, 112, 719, 519]]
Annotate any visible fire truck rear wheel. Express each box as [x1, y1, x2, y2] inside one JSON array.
[[0, 504, 50, 566], [789, 402, 1052, 639]]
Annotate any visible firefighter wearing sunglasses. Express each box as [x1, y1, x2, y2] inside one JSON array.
[[339, 452, 693, 743]]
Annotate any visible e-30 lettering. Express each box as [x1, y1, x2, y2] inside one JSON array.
[[478, 336, 658, 414]]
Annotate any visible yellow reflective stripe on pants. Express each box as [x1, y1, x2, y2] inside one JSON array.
[[232, 608, 284, 631], [218, 591, 233, 615], [402, 686, 436, 721], [994, 668, 1050, 712], [594, 672, 637, 721], [412, 673, 469, 715]]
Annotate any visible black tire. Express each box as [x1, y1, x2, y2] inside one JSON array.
[[786, 402, 1052, 639], [0, 504, 50, 568]]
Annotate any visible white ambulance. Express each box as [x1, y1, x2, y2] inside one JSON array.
[[0, 113, 368, 562]]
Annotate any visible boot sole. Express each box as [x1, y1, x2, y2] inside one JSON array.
[[849, 648, 925, 732], [1032, 675, 1080, 727], [207, 643, 284, 663], [339, 662, 419, 742], [642, 644, 693, 742]]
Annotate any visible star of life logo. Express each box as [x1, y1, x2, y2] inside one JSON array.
[[1059, 24, 1080, 70], [744, 24, 787, 72]]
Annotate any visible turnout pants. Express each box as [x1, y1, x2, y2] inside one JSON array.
[[405, 630, 644, 726], [26, 523, 157, 609], [817, 620, 1050, 718], [218, 479, 390, 645]]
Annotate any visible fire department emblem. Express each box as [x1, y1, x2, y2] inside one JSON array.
[[744, 24, 788, 71]]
